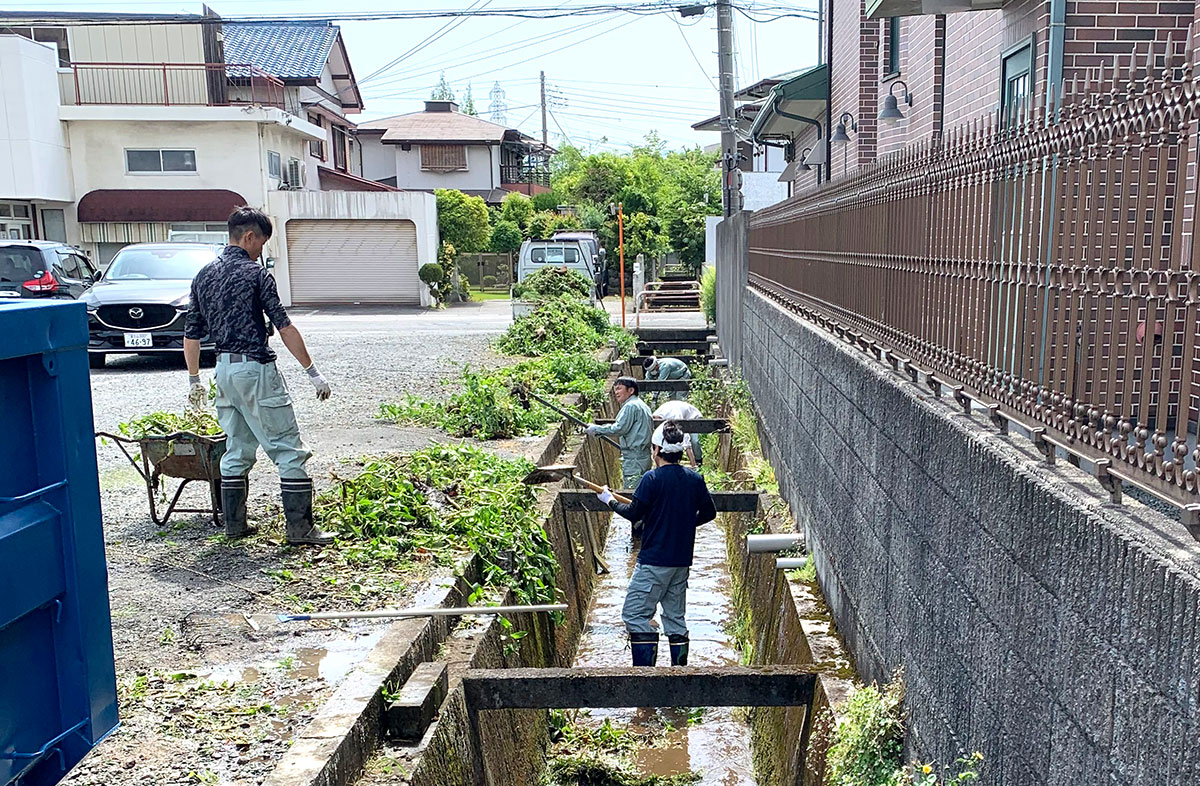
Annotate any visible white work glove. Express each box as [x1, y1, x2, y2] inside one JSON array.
[[585, 424, 599, 436], [597, 486, 615, 505], [306, 364, 332, 401], [187, 375, 207, 412]]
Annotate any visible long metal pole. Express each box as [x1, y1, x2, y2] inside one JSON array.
[[717, 0, 738, 215], [619, 202, 626, 327], [540, 69, 548, 147], [279, 603, 569, 623]]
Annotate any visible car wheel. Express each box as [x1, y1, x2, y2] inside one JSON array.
[[88, 353, 106, 369]]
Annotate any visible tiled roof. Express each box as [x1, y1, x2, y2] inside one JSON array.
[[223, 22, 339, 81], [358, 110, 515, 144]]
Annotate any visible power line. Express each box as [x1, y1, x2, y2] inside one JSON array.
[[0, 3, 819, 25], [547, 108, 573, 147], [672, 14, 718, 92], [360, 0, 490, 84]]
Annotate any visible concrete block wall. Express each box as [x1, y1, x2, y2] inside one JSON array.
[[739, 287, 1200, 785]]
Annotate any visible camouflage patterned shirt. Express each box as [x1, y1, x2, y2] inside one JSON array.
[[184, 245, 291, 362]]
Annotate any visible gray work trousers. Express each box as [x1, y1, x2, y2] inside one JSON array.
[[622, 562, 690, 638], [215, 354, 311, 479]]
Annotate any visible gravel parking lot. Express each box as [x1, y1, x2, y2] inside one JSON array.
[[67, 299, 519, 786]]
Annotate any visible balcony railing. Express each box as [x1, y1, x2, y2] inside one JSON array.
[[500, 163, 550, 188], [60, 62, 288, 112], [747, 47, 1200, 529]]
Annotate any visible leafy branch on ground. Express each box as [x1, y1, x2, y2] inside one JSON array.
[[316, 444, 557, 605], [512, 267, 593, 301], [377, 352, 610, 440], [496, 296, 636, 357]]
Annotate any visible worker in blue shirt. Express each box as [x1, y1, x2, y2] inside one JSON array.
[[642, 356, 691, 402], [597, 421, 717, 667]]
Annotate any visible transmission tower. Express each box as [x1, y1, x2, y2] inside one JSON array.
[[488, 81, 508, 125]]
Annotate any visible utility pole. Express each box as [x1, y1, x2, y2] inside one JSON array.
[[540, 70, 549, 147], [716, 0, 739, 216]]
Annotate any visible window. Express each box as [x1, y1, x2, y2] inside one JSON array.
[[267, 150, 282, 179], [41, 209, 66, 242], [420, 144, 467, 172], [886, 17, 901, 76], [55, 252, 83, 280], [126, 149, 197, 173], [308, 113, 325, 159], [332, 125, 348, 171], [1000, 36, 1034, 125], [1, 27, 71, 67]]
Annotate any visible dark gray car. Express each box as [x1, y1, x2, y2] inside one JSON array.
[[81, 242, 223, 369], [0, 241, 97, 300]]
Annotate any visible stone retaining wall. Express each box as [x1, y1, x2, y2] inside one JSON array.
[[740, 287, 1200, 786]]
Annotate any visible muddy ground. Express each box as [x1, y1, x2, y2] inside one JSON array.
[[66, 300, 530, 786]]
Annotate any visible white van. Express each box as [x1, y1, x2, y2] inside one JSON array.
[[515, 239, 604, 294]]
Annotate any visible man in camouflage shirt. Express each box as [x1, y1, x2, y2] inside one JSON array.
[[184, 207, 333, 545]]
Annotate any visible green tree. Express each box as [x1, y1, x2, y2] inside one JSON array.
[[490, 220, 523, 254], [435, 189, 490, 252], [621, 212, 669, 263], [499, 191, 534, 228], [431, 72, 455, 101], [531, 191, 560, 212], [526, 211, 555, 240], [462, 83, 477, 115]]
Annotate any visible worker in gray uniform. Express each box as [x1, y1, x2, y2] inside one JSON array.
[[642, 356, 691, 402], [184, 206, 333, 546], [586, 376, 653, 489]]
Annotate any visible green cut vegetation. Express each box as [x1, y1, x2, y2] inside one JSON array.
[[117, 410, 223, 440], [512, 267, 593, 301], [545, 756, 701, 786], [825, 681, 905, 786], [316, 444, 557, 605], [496, 296, 636, 357], [377, 352, 611, 440], [544, 711, 701, 786]]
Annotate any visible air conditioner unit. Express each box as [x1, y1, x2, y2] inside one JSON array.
[[286, 159, 306, 189]]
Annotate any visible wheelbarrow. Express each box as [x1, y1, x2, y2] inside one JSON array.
[[95, 430, 227, 527]]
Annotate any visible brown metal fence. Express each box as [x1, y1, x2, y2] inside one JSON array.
[[748, 42, 1200, 527]]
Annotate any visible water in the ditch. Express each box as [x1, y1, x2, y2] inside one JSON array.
[[572, 511, 755, 786]]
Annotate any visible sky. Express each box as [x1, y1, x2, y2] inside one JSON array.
[[6, 1, 820, 152]]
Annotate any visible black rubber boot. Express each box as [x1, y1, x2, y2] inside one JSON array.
[[668, 634, 690, 667], [630, 631, 659, 667], [282, 478, 334, 546], [220, 476, 255, 539]]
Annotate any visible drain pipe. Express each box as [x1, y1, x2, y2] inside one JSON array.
[[1047, 0, 1065, 111], [747, 533, 805, 553], [1038, 0, 1066, 383], [767, 92, 828, 184]]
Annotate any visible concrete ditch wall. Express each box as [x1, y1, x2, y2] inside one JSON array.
[[714, 434, 854, 786], [405, 405, 621, 786], [733, 286, 1200, 785]]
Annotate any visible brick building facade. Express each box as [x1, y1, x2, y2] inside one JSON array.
[[760, 0, 1196, 193]]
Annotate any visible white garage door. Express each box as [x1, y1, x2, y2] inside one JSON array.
[[287, 219, 421, 304]]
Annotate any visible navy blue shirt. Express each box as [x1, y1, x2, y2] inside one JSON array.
[[184, 246, 291, 363], [609, 463, 716, 567]]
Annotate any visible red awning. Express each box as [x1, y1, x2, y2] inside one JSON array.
[[76, 189, 248, 223]]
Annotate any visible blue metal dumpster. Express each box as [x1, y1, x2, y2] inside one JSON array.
[[0, 300, 118, 786]]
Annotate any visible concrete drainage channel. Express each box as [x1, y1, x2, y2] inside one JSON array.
[[266, 358, 858, 786]]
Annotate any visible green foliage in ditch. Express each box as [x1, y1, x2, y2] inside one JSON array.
[[117, 410, 223, 439], [496, 296, 636, 357], [825, 681, 906, 786], [316, 444, 557, 605], [700, 266, 716, 325], [512, 266, 593, 300], [825, 678, 985, 786], [544, 711, 701, 786], [377, 352, 610, 440]]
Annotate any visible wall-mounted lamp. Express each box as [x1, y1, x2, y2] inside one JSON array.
[[878, 80, 914, 124], [798, 147, 812, 171], [831, 111, 857, 144], [802, 143, 827, 167]]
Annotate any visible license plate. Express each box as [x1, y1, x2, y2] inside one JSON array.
[[124, 332, 153, 348]]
